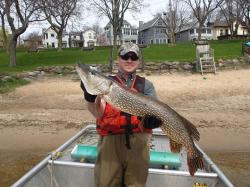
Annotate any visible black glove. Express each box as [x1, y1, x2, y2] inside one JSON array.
[[142, 115, 162, 129], [80, 81, 97, 103]]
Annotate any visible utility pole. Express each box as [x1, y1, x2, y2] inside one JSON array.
[[169, 0, 174, 44]]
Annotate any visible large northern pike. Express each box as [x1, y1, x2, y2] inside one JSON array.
[[76, 63, 204, 176]]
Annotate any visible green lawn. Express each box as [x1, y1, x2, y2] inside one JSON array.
[[0, 40, 246, 74]]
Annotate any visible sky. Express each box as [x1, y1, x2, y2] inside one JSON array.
[[24, 0, 168, 37]]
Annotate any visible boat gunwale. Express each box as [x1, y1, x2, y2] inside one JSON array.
[[12, 124, 234, 187], [48, 160, 219, 178]]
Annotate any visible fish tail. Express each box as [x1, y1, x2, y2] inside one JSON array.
[[187, 148, 204, 176]]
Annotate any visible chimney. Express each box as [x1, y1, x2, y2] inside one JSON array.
[[139, 21, 144, 29]]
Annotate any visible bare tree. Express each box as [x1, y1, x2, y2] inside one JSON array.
[[0, 0, 8, 51], [91, 0, 144, 46], [217, 0, 246, 38], [183, 0, 223, 40], [40, 0, 80, 51], [164, 0, 189, 44], [24, 31, 42, 49], [239, 0, 250, 38], [3, 0, 42, 67], [92, 21, 104, 35]]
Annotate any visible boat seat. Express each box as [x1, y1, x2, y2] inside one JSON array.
[[71, 144, 181, 169]]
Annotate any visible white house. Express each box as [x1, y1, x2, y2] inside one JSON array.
[[208, 21, 248, 40], [104, 20, 138, 45], [42, 27, 97, 48], [82, 29, 97, 47], [42, 27, 69, 48]]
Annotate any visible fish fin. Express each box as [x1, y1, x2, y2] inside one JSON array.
[[169, 139, 182, 153], [187, 148, 204, 176], [178, 114, 200, 141]]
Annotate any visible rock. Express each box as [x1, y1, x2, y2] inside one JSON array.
[[1, 76, 13, 81], [28, 72, 37, 77], [218, 62, 224, 67], [232, 59, 239, 64], [182, 64, 193, 70], [217, 59, 224, 64], [23, 77, 32, 82]]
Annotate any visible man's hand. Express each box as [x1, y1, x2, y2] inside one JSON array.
[[80, 81, 97, 103], [142, 115, 162, 129]]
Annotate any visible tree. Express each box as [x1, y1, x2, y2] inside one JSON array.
[[164, 0, 189, 44], [217, 0, 246, 38], [183, 0, 223, 40], [91, 0, 144, 46], [3, 0, 41, 67], [0, 0, 8, 51], [40, 0, 80, 51], [239, 0, 250, 38]]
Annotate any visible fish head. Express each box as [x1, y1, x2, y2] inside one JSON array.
[[76, 63, 112, 95]]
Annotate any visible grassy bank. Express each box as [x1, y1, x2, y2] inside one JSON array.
[[0, 78, 30, 94], [0, 40, 245, 74]]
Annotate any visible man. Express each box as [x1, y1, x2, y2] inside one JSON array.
[[81, 42, 161, 187]]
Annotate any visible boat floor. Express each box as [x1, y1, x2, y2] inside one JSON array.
[[12, 124, 233, 187]]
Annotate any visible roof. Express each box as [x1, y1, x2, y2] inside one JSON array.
[[139, 16, 166, 31], [209, 21, 229, 27], [104, 20, 133, 29], [208, 20, 247, 28]]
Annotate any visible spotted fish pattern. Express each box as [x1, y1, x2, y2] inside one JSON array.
[[76, 63, 204, 176]]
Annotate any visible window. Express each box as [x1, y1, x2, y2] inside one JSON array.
[[161, 29, 166, 33], [202, 29, 206, 33], [45, 33, 48, 39], [51, 33, 54, 37], [190, 29, 194, 34], [207, 29, 211, 34], [74, 36, 76, 39], [155, 28, 159, 34], [131, 29, 137, 35], [225, 29, 229, 35], [151, 40, 153, 44], [124, 28, 130, 35], [156, 39, 159, 44], [220, 29, 223, 36], [158, 21, 162, 26], [89, 33, 92, 39], [52, 42, 55, 48], [163, 39, 166, 43]]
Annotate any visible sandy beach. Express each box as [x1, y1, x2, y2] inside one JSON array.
[[0, 69, 250, 186]]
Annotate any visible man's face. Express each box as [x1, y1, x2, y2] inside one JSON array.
[[118, 52, 140, 73]]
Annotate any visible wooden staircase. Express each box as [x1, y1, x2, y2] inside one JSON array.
[[196, 43, 216, 75]]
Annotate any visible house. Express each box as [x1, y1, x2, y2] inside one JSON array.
[[207, 21, 248, 40], [42, 27, 69, 48], [175, 23, 213, 42], [23, 36, 43, 49], [42, 27, 97, 48], [69, 31, 84, 48], [104, 20, 138, 45], [82, 28, 97, 47], [138, 16, 168, 45]]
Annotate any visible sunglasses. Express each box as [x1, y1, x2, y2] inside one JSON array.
[[120, 52, 139, 61]]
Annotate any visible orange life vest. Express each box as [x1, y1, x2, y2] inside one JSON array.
[[96, 74, 152, 136]]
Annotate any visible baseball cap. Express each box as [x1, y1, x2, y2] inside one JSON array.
[[118, 42, 140, 57]]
